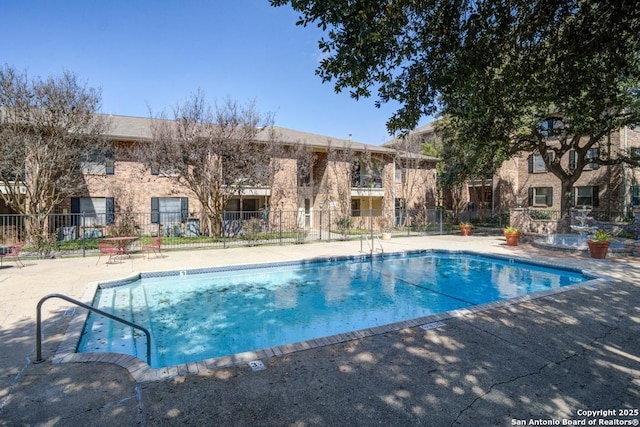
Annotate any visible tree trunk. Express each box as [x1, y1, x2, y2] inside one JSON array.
[[560, 179, 574, 219]]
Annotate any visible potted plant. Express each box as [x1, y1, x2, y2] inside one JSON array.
[[504, 226, 521, 246], [587, 229, 611, 259], [378, 217, 392, 240], [459, 222, 473, 236]]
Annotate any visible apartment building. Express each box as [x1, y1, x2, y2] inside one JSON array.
[[37, 115, 438, 236], [494, 126, 640, 218], [393, 123, 640, 219]]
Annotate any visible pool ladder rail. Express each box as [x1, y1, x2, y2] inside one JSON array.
[[34, 293, 152, 366], [361, 233, 384, 256]]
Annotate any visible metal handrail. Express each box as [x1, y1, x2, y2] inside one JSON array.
[[361, 233, 384, 255], [373, 234, 384, 255], [35, 293, 151, 365]]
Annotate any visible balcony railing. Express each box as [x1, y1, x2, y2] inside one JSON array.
[[352, 174, 382, 189]]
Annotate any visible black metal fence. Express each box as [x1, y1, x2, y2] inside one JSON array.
[[0, 208, 510, 258]]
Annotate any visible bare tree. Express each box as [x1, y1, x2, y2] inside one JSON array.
[[322, 143, 355, 238], [283, 142, 317, 237], [0, 65, 108, 251], [142, 91, 277, 237], [391, 133, 438, 227]]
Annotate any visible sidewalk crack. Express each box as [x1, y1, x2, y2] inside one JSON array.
[[450, 315, 623, 426]]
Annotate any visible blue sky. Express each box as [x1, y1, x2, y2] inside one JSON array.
[[1, 1, 429, 145]]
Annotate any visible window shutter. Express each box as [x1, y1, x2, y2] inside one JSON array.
[[71, 197, 80, 226], [106, 197, 115, 224], [181, 198, 189, 222], [528, 155, 533, 173], [546, 187, 553, 206], [593, 186, 600, 207], [569, 151, 576, 170], [71, 197, 80, 213], [528, 187, 534, 205], [151, 197, 160, 224], [105, 150, 115, 175], [105, 159, 115, 175]]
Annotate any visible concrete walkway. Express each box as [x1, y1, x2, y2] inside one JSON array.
[[0, 236, 639, 426]]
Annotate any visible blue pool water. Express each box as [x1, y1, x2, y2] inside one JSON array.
[[78, 251, 589, 368]]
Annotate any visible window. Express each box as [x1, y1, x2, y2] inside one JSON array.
[[572, 186, 599, 207], [81, 153, 114, 175], [539, 117, 564, 137], [151, 166, 180, 177], [528, 187, 553, 207], [151, 197, 188, 224], [1, 168, 25, 182], [71, 197, 114, 226], [631, 148, 640, 164], [584, 148, 599, 170], [351, 199, 361, 217], [569, 148, 600, 171], [394, 198, 406, 227], [298, 165, 311, 186], [304, 198, 311, 227], [528, 153, 553, 173], [352, 158, 383, 188], [225, 198, 259, 212], [632, 186, 640, 206], [395, 168, 406, 183]]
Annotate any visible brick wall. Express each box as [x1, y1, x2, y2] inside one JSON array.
[[497, 128, 640, 213]]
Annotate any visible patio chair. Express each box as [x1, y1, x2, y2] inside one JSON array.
[[0, 242, 24, 268], [96, 241, 124, 265], [142, 236, 163, 259]]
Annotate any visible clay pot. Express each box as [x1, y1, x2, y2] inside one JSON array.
[[460, 225, 472, 236], [587, 240, 610, 259], [504, 231, 521, 246]]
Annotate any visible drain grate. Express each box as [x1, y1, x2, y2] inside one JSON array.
[[420, 321, 445, 330], [63, 307, 76, 317], [249, 360, 266, 371]]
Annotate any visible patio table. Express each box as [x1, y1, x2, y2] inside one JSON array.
[[100, 237, 139, 257]]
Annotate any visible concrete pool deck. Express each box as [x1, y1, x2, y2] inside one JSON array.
[[1, 235, 639, 425]]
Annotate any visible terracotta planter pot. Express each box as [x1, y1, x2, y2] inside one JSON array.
[[460, 225, 472, 236], [587, 240, 610, 259], [504, 231, 521, 246]]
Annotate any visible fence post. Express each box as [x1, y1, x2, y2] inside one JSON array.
[[81, 212, 86, 257], [328, 209, 331, 242], [222, 211, 227, 249], [370, 209, 374, 242], [279, 210, 283, 245], [439, 209, 443, 235]]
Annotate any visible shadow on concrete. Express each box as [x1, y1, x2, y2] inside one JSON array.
[[138, 279, 640, 425], [0, 309, 140, 426]]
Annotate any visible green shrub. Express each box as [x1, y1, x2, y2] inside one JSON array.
[[528, 209, 552, 220]]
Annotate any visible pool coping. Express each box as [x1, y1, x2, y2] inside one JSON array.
[[51, 249, 611, 384]]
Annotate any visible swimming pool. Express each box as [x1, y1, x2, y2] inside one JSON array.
[[78, 251, 591, 369]]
